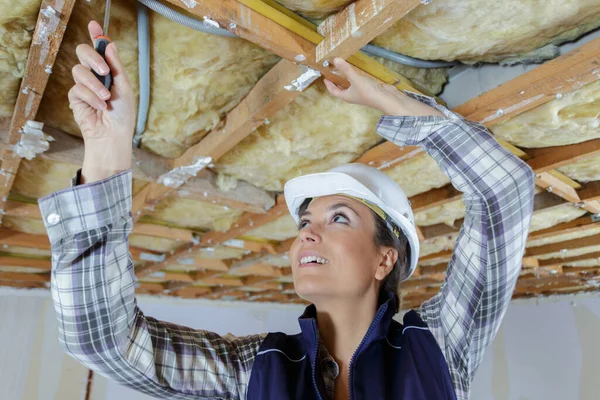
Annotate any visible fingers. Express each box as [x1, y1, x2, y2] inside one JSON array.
[[88, 20, 103, 41], [332, 57, 358, 81], [104, 42, 130, 88], [76, 43, 110, 76], [69, 83, 107, 111], [324, 79, 347, 98], [72, 64, 111, 100]]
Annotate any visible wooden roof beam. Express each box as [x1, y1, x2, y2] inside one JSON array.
[[0, 0, 76, 222]]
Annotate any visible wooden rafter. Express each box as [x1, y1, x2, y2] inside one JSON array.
[[0, 0, 76, 221]]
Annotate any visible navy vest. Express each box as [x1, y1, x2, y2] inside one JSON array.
[[248, 292, 457, 399]]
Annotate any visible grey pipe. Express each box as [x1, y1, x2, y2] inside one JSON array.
[[133, 2, 150, 148], [361, 44, 456, 69], [136, 0, 236, 37]]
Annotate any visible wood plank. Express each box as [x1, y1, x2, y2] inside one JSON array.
[[526, 139, 600, 173], [0, 271, 49, 283], [169, 257, 231, 272], [528, 216, 600, 241], [525, 233, 600, 257], [538, 251, 600, 267], [355, 142, 423, 170], [0, 1, 76, 221], [453, 37, 600, 126], [409, 185, 462, 213], [578, 181, 600, 203], [4, 201, 42, 219], [135, 197, 288, 278], [316, 0, 421, 63], [132, 223, 194, 242], [0, 227, 51, 250], [0, 256, 51, 271], [535, 172, 581, 204]]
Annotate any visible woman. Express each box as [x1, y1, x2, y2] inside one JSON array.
[[41, 21, 535, 400]]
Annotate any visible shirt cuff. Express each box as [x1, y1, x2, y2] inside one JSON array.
[[38, 170, 133, 244], [376, 91, 465, 146]]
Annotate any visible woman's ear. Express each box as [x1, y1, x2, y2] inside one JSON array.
[[374, 247, 398, 281]]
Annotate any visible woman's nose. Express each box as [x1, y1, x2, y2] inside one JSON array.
[[299, 226, 322, 243]]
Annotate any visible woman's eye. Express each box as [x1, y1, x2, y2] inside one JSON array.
[[332, 213, 349, 224], [298, 220, 309, 229]]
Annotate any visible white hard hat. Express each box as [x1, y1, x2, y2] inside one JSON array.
[[284, 163, 419, 282]]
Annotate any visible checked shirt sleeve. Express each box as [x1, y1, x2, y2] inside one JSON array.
[[377, 93, 535, 400], [38, 170, 265, 400]]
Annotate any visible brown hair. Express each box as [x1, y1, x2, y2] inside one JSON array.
[[297, 198, 409, 312]]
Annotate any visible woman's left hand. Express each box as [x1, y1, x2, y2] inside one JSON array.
[[324, 58, 444, 118]]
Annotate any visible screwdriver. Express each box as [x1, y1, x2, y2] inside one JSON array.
[[93, 0, 112, 90]]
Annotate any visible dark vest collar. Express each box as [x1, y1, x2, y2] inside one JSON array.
[[297, 291, 398, 366]]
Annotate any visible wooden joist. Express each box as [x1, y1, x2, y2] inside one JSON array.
[[0, 0, 76, 221], [0, 256, 51, 271], [525, 233, 600, 257], [134, 196, 289, 278]]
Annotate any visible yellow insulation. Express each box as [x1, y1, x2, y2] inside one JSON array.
[[419, 234, 458, 258], [492, 80, 600, 148], [537, 245, 600, 261], [0, 0, 41, 118], [3, 216, 46, 235], [372, 0, 600, 63], [528, 204, 587, 233], [215, 82, 383, 191], [565, 259, 600, 267], [246, 215, 298, 241], [527, 226, 600, 248], [557, 155, 600, 183], [129, 235, 182, 253], [147, 197, 243, 232], [414, 199, 465, 227], [13, 157, 148, 199], [385, 153, 450, 198]]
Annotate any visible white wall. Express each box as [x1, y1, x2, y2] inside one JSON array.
[[1, 288, 599, 400]]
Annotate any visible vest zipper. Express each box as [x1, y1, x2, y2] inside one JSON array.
[[347, 304, 388, 400], [312, 320, 324, 400]]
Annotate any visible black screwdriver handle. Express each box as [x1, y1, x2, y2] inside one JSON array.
[[93, 37, 113, 91]]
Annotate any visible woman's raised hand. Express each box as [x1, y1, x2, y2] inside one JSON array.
[[323, 58, 444, 118], [69, 21, 137, 182]]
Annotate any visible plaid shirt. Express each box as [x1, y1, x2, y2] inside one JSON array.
[[39, 92, 534, 400]]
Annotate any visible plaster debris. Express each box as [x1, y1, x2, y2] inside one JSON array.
[[181, 0, 197, 9], [139, 252, 167, 263], [157, 156, 212, 188], [284, 65, 321, 92], [13, 121, 54, 160], [203, 16, 220, 29]]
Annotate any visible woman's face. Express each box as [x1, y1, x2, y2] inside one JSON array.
[[289, 195, 395, 303]]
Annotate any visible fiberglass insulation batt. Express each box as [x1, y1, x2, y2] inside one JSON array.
[[278, 0, 600, 63]]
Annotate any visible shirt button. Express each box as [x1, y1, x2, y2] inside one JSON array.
[[46, 213, 60, 225], [392, 119, 401, 126]]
